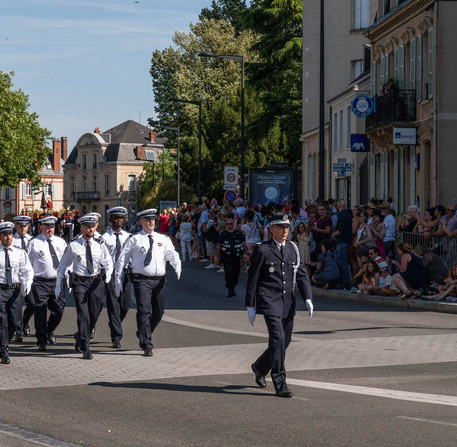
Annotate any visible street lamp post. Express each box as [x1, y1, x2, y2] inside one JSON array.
[[152, 123, 181, 206], [169, 97, 202, 203], [198, 51, 245, 199]]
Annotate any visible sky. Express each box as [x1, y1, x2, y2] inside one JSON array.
[[0, 0, 212, 150]]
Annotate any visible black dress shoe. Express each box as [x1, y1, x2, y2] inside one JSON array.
[[23, 324, 30, 337], [47, 332, 57, 345], [0, 355, 10, 365], [276, 387, 293, 398], [226, 289, 236, 297], [15, 334, 23, 343], [143, 346, 153, 356], [38, 344, 47, 352], [112, 341, 121, 349], [90, 328, 95, 339], [251, 363, 266, 388], [82, 350, 93, 360]]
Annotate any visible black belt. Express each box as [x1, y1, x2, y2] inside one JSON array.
[[0, 283, 20, 290], [132, 273, 165, 280], [74, 274, 101, 282], [34, 277, 56, 283]]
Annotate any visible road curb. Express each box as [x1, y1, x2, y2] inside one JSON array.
[[311, 287, 457, 315]]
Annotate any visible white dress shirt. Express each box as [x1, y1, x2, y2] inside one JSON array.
[[56, 236, 113, 285], [100, 228, 130, 262], [115, 230, 181, 284], [28, 234, 67, 279], [13, 233, 32, 251], [0, 245, 34, 291]]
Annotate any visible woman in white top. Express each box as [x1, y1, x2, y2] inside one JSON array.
[[241, 210, 262, 255], [178, 214, 193, 262]]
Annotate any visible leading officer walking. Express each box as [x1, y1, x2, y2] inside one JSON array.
[[28, 215, 67, 351], [56, 214, 113, 360], [245, 214, 314, 398], [101, 206, 131, 349], [0, 222, 34, 364], [115, 209, 181, 356]]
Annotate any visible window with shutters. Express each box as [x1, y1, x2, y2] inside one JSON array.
[[347, 106, 351, 147], [339, 111, 343, 150], [428, 28, 434, 99], [82, 154, 87, 170], [82, 176, 87, 192], [380, 54, 389, 90], [43, 184, 52, 197], [26, 183, 32, 197], [352, 60, 364, 79], [71, 177, 75, 194], [410, 38, 416, 91], [398, 46, 405, 89], [371, 60, 377, 95], [417, 35, 422, 102], [93, 153, 97, 169], [354, 0, 370, 29], [105, 175, 110, 195], [128, 175, 136, 191], [333, 113, 338, 152], [92, 176, 98, 191]]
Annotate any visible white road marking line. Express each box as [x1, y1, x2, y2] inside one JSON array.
[[278, 378, 457, 407], [0, 420, 81, 447], [397, 416, 457, 427]]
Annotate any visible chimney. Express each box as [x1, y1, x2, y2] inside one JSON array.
[[60, 137, 68, 161], [149, 130, 155, 143], [52, 139, 61, 173], [94, 127, 100, 134]]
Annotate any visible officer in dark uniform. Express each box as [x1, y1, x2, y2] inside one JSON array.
[[214, 213, 249, 297], [0, 222, 34, 364], [28, 215, 67, 351], [101, 206, 131, 349], [12, 215, 33, 341], [56, 214, 113, 360], [62, 208, 74, 243], [115, 209, 181, 356], [245, 214, 314, 398]]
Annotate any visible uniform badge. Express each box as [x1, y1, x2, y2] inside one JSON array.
[[157, 242, 163, 247], [140, 247, 146, 253], [109, 245, 115, 253], [77, 255, 82, 262], [38, 251, 45, 257], [269, 266, 275, 273]]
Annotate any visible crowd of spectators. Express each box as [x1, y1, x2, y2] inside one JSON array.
[[155, 196, 457, 303]]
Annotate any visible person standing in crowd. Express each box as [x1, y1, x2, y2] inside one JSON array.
[[12, 215, 33, 342], [241, 210, 263, 256], [245, 213, 313, 398], [115, 209, 181, 357], [380, 201, 396, 262], [101, 207, 131, 349], [0, 222, 33, 364], [178, 214, 193, 262], [214, 213, 248, 297], [333, 199, 352, 288], [56, 214, 113, 360], [61, 207, 74, 243], [309, 204, 332, 253], [27, 215, 67, 351]]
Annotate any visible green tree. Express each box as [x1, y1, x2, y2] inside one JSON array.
[[0, 71, 52, 187], [199, 0, 248, 35]]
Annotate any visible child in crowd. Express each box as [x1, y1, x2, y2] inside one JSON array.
[[366, 267, 399, 296], [357, 260, 380, 294]]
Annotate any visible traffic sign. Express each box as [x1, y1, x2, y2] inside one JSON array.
[[224, 190, 237, 202], [224, 166, 238, 185], [223, 184, 238, 190]]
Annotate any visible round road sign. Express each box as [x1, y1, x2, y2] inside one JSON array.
[[224, 190, 237, 202], [226, 173, 236, 183]]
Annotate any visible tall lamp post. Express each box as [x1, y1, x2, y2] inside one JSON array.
[[198, 51, 245, 199], [169, 97, 202, 203], [152, 122, 181, 206]]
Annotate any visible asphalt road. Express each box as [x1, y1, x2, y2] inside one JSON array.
[[0, 258, 456, 447]]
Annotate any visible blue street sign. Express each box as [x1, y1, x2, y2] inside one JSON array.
[[350, 134, 370, 152], [333, 158, 352, 177], [351, 95, 375, 118]]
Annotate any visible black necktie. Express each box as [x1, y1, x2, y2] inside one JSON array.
[[47, 239, 59, 270], [86, 241, 94, 275], [20, 236, 26, 250], [280, 244, 285, 258], [4, 249, 12, 286], [144, 235, 154, 266], [115, 233, 121, 263]]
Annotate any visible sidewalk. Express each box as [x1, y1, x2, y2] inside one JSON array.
[[312, 287, 457, 315]]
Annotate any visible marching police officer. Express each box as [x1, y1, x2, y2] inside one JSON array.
[[28, 215, 67, 351], [12, 215, 33, 341], [101, 206, 131, 349], [115, 209, 181, 356], [56, 214, 113, 360], [245, 214, 314, 398], [0, 222, 34, 364]]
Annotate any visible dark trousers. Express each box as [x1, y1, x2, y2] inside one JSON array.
[[222, 256, 241, 290], [106, 276, 131, 342], [31, 278, 65, 346], [133, 277, 166, 350], [0, 286, 22, 354], [73, 277, 105, 352], [15, 294, 33, 336], [336, 242, 350, 285], [253, 315, 294, 392]]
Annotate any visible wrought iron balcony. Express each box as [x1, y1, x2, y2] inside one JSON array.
[[366, 89, 416, 130], [71, 190, 100, 201]]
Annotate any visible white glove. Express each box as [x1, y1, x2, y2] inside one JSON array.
[[105, 273, 112, 284], [176, 268, 181, 280], [305, 299, 314, 318], [247, 307, 256, 326], [55, 284, 61, 298], [115, 281, 122, 297]]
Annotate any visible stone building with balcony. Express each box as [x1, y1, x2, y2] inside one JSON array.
[[364, 0, 457, 212], [63, 120, 165, 228]]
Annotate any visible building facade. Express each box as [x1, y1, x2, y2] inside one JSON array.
[[364, 0, 457, 212], [302, 0, 378, 205], [0, 137, 67, 218], [63, 120, 165, 228]]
